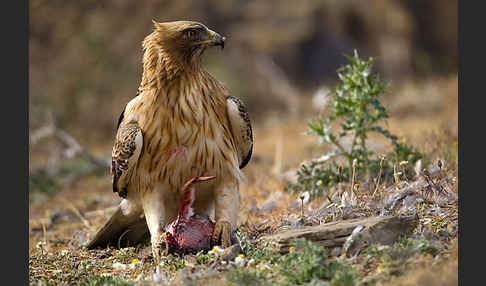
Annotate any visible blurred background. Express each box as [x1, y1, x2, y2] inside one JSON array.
[[29, 0, 457, 220]]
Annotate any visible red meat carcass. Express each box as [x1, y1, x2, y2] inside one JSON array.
[[164, 175, 216, 254]]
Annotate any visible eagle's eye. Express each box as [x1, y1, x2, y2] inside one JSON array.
[[184, 29, 199, 41]]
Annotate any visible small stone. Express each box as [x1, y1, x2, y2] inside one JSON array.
[[234, 256, 247, 267], [50, 210, 77, 224], [330, 247, 342, 257], [438, 230, 450, 238], [221, 244, 242, 261], [259, 200, 277, 213]]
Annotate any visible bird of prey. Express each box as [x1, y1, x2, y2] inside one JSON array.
[[86, 20, 253, 262]]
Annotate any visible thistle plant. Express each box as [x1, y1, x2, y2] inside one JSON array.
[[286, 50, 424, 198]]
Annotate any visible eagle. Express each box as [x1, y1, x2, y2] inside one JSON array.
[[86, 20, 253, 262]]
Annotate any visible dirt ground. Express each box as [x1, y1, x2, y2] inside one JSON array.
[[29, 75, 458, 285]]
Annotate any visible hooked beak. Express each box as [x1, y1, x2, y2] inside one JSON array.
[[195, 29, 226, 49], [210, 31, 225, 49], [199, 29, 225, 49]]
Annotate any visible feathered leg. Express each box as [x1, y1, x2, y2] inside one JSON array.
[[189, 175, 217, 220], [141, 190, 168, 263], [212, 180, 239, 248], [142, 183, 184, 263]]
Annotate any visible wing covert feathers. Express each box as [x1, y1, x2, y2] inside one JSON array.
[[111, 119, 143, 198], [226, 96, 253, 169]]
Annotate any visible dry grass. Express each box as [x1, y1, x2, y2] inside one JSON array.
[[380, 241, 458, 286]]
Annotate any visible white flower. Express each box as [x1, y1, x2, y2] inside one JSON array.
[[339, 191, 350, 208], [129, 258, 142, 270], [234, 256, 247, 267], [314, 153, 336, 163], [209, 246, 224, 256], [247, 258, 256, 266], [60, 249, 70, 256], [35, 241, 46, 249], [101, 272, 111, 277], [112, 262, 127, 271]]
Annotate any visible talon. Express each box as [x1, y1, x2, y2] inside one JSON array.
[[152, 236, 168, 263], [164, 238, 169, 256], [212, 220, 232, 248]]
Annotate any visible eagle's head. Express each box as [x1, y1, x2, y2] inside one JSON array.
[[144, 21, 225, 69]]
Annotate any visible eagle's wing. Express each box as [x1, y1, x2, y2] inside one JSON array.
[[86, 204, 148, 249], [226, 96, 253, 169], [112, 110, 143, 198], [87, 108, 147, 249]]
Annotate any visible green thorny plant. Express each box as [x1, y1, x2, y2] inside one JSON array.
[[286, 50, 424, 198]]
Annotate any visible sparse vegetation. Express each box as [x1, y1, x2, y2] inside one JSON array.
[[286, 51, 424, 198], [29, 0, 457, 284], [79, 275, 133, 286], [227, 238, 358, 286], [29, 71, 458, 286], [161, 254, 186, 271], [359, 237, 446, 285], [279, 239, 358, 286], [364, 237, 440, 263], [28, 3, 459, 286], [227, 269, 263, 286], [30, 172, 59, 196]]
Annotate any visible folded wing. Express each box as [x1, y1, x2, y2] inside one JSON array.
[[226, 96, 253, 169], [112, 111, 143, 198]]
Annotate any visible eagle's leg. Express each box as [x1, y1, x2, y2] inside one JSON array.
[[192, 178, 216, 219], [212, 181, 239, 248], [141, 189, 169, 264]]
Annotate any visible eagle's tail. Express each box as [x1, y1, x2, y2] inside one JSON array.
[[86, 203, 149, 249]]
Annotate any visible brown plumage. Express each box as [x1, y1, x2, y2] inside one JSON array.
[[86, 21, 253, 262], [112, 118, 142, 198]]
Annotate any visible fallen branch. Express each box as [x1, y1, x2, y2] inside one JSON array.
[[65, 201, 95, 232], [262, 215, 418, 256], [31, 122, 109, 169], [30, 119, 110, 186]]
